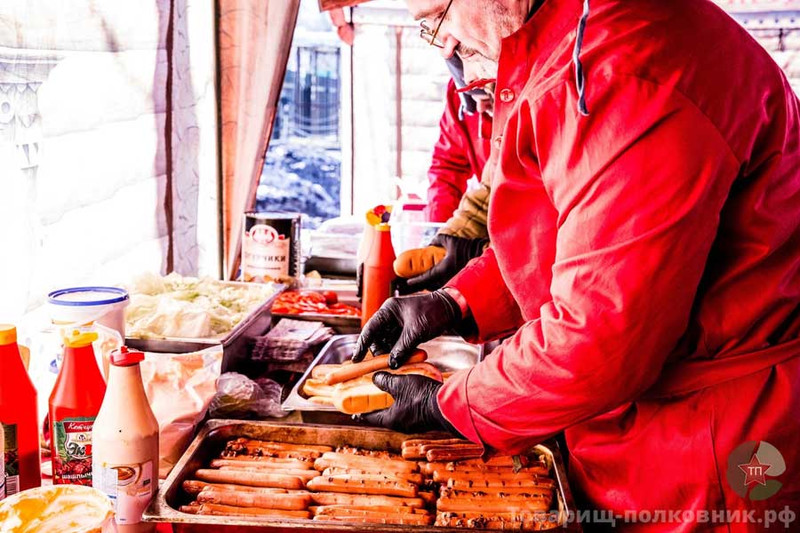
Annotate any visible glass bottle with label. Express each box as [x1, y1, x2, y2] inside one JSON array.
[[49, 330, 106, 486], [93, 346, 158, 532], [0, 324, 41, 495]]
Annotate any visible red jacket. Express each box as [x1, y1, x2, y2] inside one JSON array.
[[439, 0, 800, 529], [426, 81, 491, 222]]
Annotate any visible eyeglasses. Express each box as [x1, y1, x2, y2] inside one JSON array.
[[419, 0, 454, 48]]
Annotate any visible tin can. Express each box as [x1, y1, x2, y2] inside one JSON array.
[[242, 212, 301, 281]]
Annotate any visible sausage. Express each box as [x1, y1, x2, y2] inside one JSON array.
[[213, 456, 315, 470], [453, 456, 531, 468], [437, 496, 551, 513], [402, 437, 469, 448], [314, 452, 419, 474], [440, 488, 554, 504], [210, 458, 313, 470], [182, 480, 288, 495], [217, 466, 320, 482], [446, 478, 557, 491], [313, 513, 434, 526], [196, 488, 312, 510], [418, 491, 437, 505], [306, 474, 418, 498], [322, 466, 423, 485], [324, 350, 427, 385], [311, 362, 351, 380], [426, 447, 483, 462], [194, 469, 306, 490], [190, 503, 311, 519], [314, 505, 429, 516], [436, 512, 559, 530], [432, 470, 548, 484], [334, 446, 401, 460], [227, 439, 333, 455], [308, 491, 425, 508]]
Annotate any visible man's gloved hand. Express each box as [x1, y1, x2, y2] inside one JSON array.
[[353, 290, 463, 368], [403, 235, 488, 294], [353, 372, 461, 435]]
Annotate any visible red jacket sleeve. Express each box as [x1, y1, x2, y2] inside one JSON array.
[[426, 82, 474, 223], [439, 75, 741, 453]]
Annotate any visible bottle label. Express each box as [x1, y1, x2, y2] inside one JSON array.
[[53, 418, 95, 485], [92, 459, 154, 524], [2, 423, 19, 497], [242, 223, 291, 279]]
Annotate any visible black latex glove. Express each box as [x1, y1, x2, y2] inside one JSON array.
[[352, 290, 463, 368], [353, 372, 461, 435], [404, 234, 489, 294]]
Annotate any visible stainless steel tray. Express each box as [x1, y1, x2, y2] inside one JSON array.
[[144, 419, 580, 531], [283, 335, 482, 416], [126, 282, 285, 372]]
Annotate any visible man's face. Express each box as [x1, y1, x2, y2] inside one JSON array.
[[408, 0, 525, 87]]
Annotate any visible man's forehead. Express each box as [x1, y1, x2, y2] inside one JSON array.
[[407, 0, 449, 21]]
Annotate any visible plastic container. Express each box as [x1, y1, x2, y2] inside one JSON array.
[[0, 484, 115, 532], [0, 324, 41, 495], [93, 346, 159, 532], [361, 223, 397, 327], [49, 330, 107, 486], [47, 286, 130, 339]]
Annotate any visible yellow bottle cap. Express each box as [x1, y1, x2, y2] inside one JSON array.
[[63, 329, 99, 348], [0, 324, 17, 346]]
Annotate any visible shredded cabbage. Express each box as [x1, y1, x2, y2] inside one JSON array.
[[125, 273, 279, 339]]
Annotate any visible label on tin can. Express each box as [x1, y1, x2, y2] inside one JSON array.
[[243, 223, 291, 279]]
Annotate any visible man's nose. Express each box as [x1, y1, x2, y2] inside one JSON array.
[[440, 34, 458, 59]]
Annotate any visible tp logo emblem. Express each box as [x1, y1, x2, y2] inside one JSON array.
[[727, 441, 785, 501]]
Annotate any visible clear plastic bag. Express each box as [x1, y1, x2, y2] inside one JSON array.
[[208, 372, 290, 419]]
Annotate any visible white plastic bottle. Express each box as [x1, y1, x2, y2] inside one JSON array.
[[92, 347, 159, 532]]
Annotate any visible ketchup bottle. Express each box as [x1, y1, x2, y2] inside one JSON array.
[[361, 223, 397, 327], [0, 324, 41, 494], [49, 330, 107, 486]]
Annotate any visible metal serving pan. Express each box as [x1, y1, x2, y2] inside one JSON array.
[[126, 282, 285, 373], [282, 335, 482, 424], [144, 419, 580, 532]]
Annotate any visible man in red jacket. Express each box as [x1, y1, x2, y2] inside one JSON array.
[[426, 78, 490, 222], [354, 0, 800, 529]]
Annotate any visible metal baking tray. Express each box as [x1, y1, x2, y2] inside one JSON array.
[[126, 282, 284, 373], [283, 335, 482, 424], [271, 289, 361, 334], [143, 419, 580, 532]]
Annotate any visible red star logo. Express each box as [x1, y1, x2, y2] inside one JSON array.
[[738, 453, 771, 486]]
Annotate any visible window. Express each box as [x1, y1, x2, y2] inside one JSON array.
[[257, 0, 344, 230]]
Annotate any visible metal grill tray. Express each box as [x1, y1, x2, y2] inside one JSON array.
[[143, 419, 581, 531], [282, 335, 482, 413]]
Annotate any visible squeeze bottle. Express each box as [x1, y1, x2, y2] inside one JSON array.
[[0, 324, 41, 494], [93, 346, 158, 532]]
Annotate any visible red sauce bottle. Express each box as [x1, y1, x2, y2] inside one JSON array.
[[0, 324, 41, 495], [49, 330, 107, 486], [361, 223, 397, 327]]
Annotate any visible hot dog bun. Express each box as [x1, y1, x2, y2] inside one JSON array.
[[393, 246, 447, 278]]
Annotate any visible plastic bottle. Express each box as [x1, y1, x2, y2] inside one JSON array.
[[49, 330, 106, 486], [361, 223, 397, 327], [93, 347, 159, 532], [0, 324, 42, 495]]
